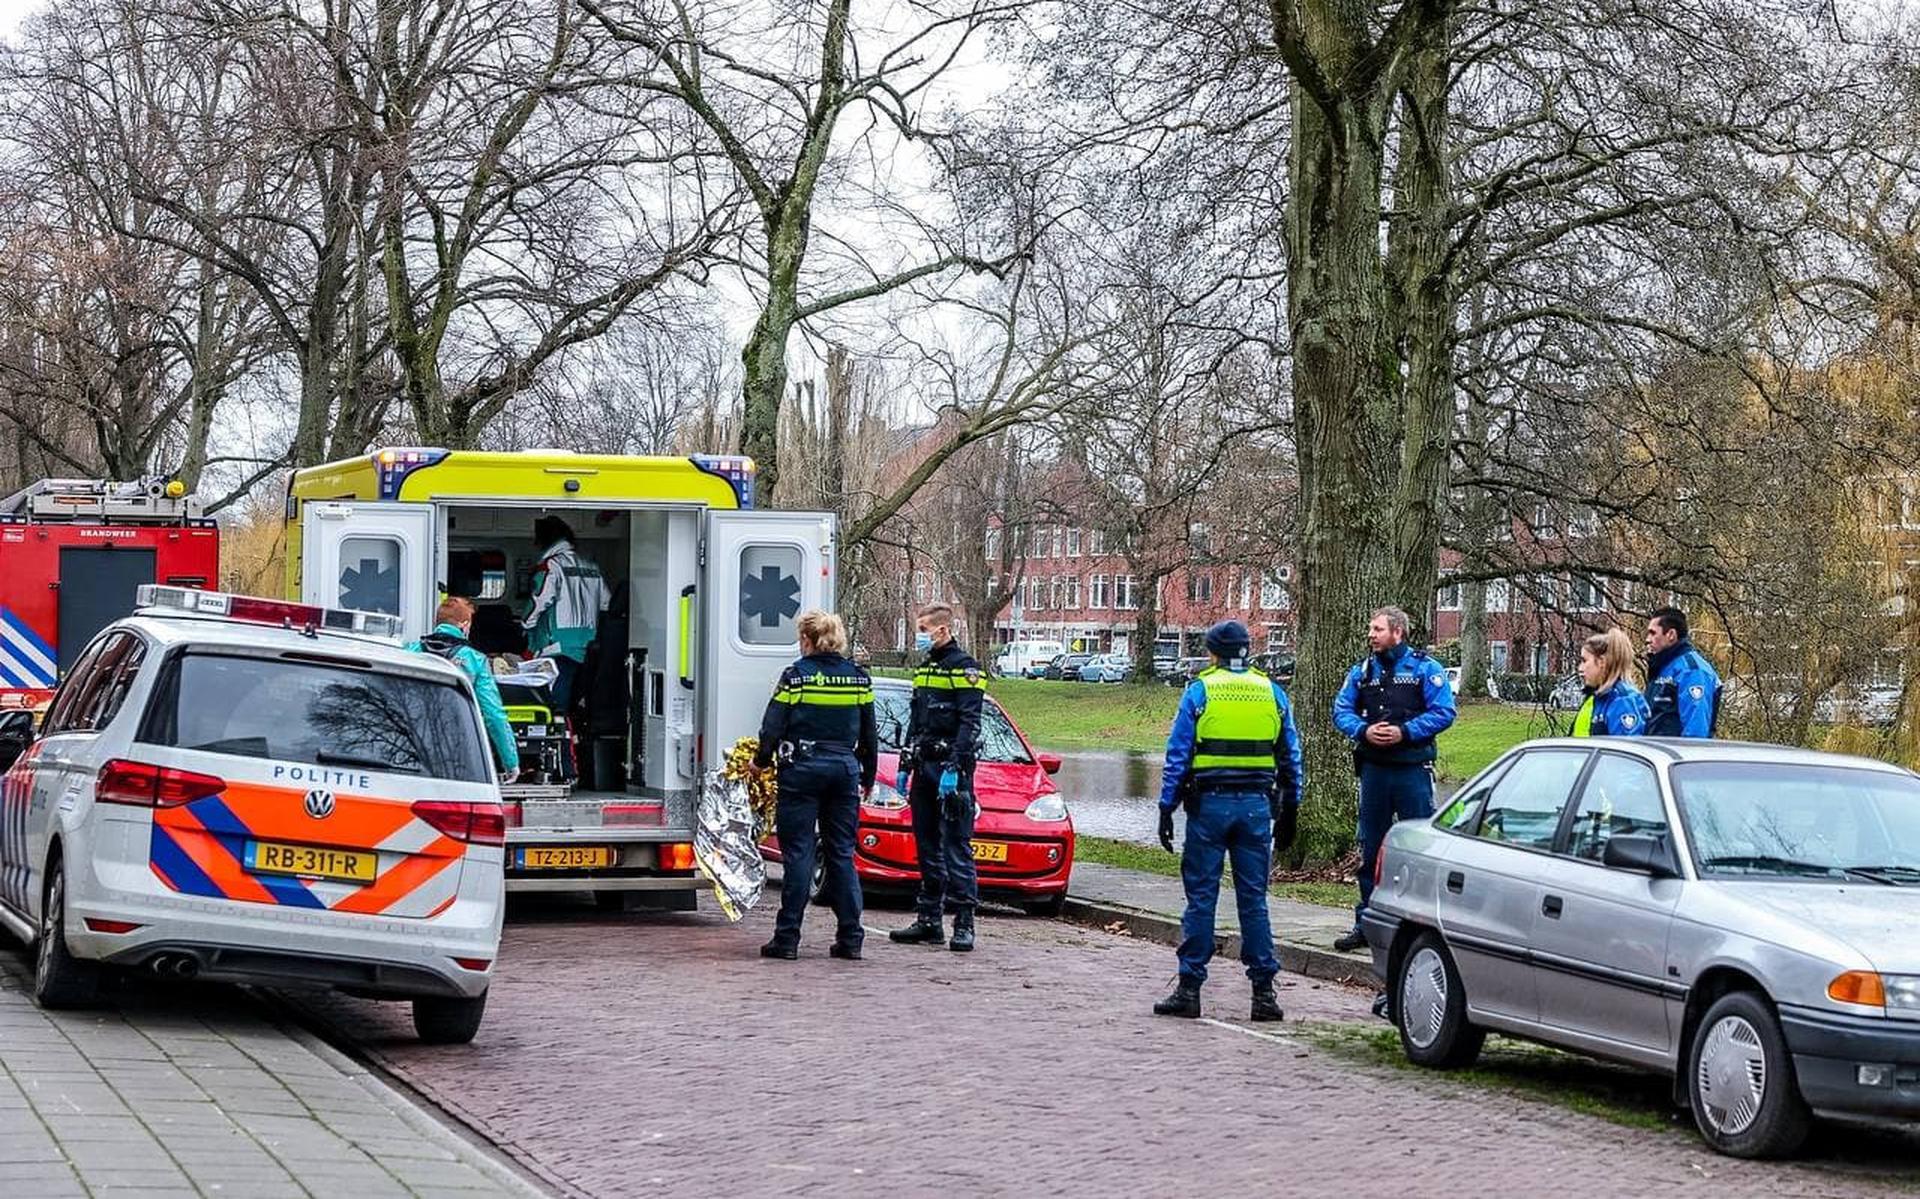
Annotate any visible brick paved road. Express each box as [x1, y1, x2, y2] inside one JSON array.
[[299, 901, 1920, 1198], [0, 945, 536, 1198]]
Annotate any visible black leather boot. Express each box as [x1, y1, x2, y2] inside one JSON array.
[[759, 940, 797, 960], [1334, 928, 1367, 953], [1251, 980, 1284, 1022], [949, 909, 975, 952], [1153, 978, 1202, 1018], [889, 917, 946, 945]]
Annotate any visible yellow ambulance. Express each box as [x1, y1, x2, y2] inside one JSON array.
[[285, 448, 836, 907]]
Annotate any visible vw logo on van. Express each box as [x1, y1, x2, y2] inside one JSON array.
[[303, 789, 336, 819]]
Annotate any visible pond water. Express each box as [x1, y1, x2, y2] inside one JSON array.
[[1051, 750, 1165, 845]]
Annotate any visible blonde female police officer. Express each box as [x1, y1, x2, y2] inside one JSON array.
[[753, 611, 877, 960]]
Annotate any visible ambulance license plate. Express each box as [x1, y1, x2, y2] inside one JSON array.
[[518, 846, 616, 869], [972, 841, 1009, 863], [246, 841, 376, 885]]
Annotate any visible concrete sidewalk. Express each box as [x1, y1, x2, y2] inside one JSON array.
[[1063, 861, 1376, 984], [0, 949, 540, 1198]]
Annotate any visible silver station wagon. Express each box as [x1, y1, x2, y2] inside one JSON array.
[[1361, 738, 1920, 1158]]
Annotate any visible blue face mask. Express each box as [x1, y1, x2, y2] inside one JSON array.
[[914, 632, 934, 654]]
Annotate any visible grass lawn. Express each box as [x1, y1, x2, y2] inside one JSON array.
[[989, 676, 1544, 782], [1075, 834, 1355, 909], [1295, 1022, 1681, 1133]]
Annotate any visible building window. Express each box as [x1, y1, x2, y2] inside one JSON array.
[[1067, 528, 1082, 558], [1570, 575, 1603, 611], [986, 575, 999, 596], [1533, 642, 1551, 676], [1026, 577, 1044, 611], [1088, 529, 1106, 555], [1091, 575, 1110, 608], [1436, 580, 1461, 612], [1239, 573, 1253, 610], [1048, 576, 1062, 608], [1568, 508, 1600, 538], [1486, 579, 1510, 612], [1531, 504, 1554, 537], [1115, 576, 1137, 610], [1053, 526, 1065, 558], [1186, 571, 1212, 604], [1490, 641, 1509, 673], [1266, 624, 1290, 650], [985, 528, 1001, 560], [1189, 523, 1212, 557], [1533, 575, 1560, 610], [1065, 575, 1082, 608], [914, 573, 929, 604]]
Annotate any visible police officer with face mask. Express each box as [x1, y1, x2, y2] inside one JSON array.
[[1332, 605, 1456, 953], [888, 603, 987, 953]]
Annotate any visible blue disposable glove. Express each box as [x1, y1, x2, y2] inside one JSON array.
[[939, 768, 959, 798]]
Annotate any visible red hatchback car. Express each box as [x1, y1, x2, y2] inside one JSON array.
[[762, 678, 1075, 915]]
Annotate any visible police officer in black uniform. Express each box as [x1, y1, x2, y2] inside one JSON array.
[[753, 610, 877, 960], [888, 603, 987, 952]]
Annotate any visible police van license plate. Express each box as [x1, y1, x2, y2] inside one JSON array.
[[518, 846, 616, 869], [246, 841, 376, 884], [972, 841, 1009, 863]]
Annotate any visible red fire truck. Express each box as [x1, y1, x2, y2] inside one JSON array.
[[0, 478, 219, 711]]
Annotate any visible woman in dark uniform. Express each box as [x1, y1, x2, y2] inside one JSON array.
[[752, 610, 877, 960]]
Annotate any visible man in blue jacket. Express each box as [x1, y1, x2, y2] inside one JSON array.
[[1332, 606, 1455, 952], [1152, 620, 1305, 1022], [410, 597, 520, 781], [1643, 607, 1720, 738]]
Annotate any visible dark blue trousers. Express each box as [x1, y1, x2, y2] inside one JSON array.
[[1354, 761, 1435, 926], [1177, 790, 1280, 985], [908, 767, 977, 918], [772, 755, 864, 949]]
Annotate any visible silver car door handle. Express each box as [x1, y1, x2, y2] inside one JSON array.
[[1445, 870, 1464, 894], [1542, 894, 1563, 918]]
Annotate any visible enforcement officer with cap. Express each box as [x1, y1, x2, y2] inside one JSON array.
[[888, 602, 987, 953], [753, 609, 877, 960], [1332, 605, 1456, 953], [1152, 620, 1304, 1021]]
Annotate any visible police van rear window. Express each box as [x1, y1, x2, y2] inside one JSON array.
[[137, 650, 491, 783]]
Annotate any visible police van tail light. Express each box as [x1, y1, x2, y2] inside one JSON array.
[[411, 800, 507, 846], [135, 585, 404, 639], [98, 759, 226, 808]]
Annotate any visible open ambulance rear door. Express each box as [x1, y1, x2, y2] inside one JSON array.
[[700, 511, 835, 773], [300, 501, 437, 641]]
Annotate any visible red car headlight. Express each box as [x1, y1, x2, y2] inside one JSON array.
[[1024, 794, 1069, 822]]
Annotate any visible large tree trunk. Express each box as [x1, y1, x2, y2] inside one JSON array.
[[1460, 579, 1489, 698], [1286, 89, 1401, 864], [1386, 32, 1455, 635]]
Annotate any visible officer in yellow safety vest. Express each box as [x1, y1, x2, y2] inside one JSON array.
[[1152, 620, 1305, 1021]]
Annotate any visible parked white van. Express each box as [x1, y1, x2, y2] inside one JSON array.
[[996, 640, 1065, 678]]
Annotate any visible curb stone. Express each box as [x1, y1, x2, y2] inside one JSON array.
[[263, 991, 569, 1199], [1058, 896, 1379, 986]]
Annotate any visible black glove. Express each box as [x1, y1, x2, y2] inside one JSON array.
[[1157, 807, 1176, 853], [1273, 804, 1298, 853]]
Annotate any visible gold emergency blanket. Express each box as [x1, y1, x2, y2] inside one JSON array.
[[694, 737, 777, 922]]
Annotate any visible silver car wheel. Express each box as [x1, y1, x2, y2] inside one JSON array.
[[1696, 1014, 1768, 1136], [1400, 945, 1449, 1049], [37, 870, 60, 979]]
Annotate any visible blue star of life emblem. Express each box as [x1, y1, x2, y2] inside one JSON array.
[[742, 564, 800, 629]]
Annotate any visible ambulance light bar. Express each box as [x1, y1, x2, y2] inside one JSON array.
[[135, 586, 404, 639]]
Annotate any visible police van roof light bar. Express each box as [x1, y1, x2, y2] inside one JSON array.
[[134, 585, 404, 640]]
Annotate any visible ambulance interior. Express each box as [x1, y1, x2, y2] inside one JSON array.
[[437, 504, 700, 803]]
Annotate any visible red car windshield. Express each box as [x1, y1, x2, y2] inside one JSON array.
[[874, 686, 1033, 765]]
